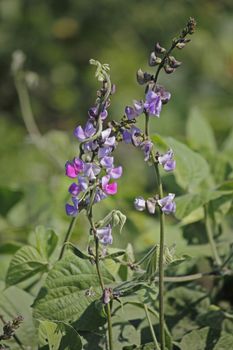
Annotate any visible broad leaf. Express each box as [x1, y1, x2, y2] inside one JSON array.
[[186, 109, 216, 152], [165, 137, 210, 192], [29, 225, 58, 259], [33, 251, 114, 323], [6, 245, 48, 286]]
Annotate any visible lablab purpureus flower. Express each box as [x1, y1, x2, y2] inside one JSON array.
[[96, 225, 113, 245], [102, 175, 118, 195], [158, 149, 176, 172], [157, 193, 176, 214], [134, 197, 146, 211], [74, 120, 96, 141], [65, 197, 79, 216], [144, 90, 162, 117], [65, 158, 84, 178], [140, 140, 153, 161]]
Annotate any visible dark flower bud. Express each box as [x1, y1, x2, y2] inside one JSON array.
[[187, 17, 197, 34], [164, 65, 174, 74], [136, 69, 153, 85], [169, 56, 182, 68], [155, 42, 166, 54], [149, 52, 159, 66]]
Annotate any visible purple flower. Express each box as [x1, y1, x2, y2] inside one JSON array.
[[65, 197, 79, 216], [134, 197, 146, 211], [74, 121, 96, 141], [98, 128, 116, 158], [144, 91, 162, 117], [157, 193, 176, 214], [68, 183, 81, 196], [84, 163, 101, 180], [65, 158, 84, 178], [154, 85, 171, 104], [88, 106, 108, 120], [96, 225, 113, 245], [94, 188, 107, 203], [100, 156, 114, 168], [158, 149, 176, 172], [125, 100, 144, 120], [107, 166, 123, 179], [140, 140, 153, 161]]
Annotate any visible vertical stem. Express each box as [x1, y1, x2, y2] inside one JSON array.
[[204, 204, 222, 267], [145, 113, 150, 137], [144, 304, 161, 350], [58, 217, 77, 260], [154, 163, 165, 350]]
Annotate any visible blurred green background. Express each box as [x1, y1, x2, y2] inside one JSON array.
[[0, 0, 233, 260]]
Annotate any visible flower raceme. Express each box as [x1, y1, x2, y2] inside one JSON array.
[[65, 92, 122, 216]]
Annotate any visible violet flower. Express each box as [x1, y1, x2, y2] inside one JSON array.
[[125, 100, 144, 120], [157, 193, 176, 214], [144, 90, 162, 117], [140, 140, 153, 161], [134, 197, 146, 211], [74, 120, 96, 141], [96, 225, 113, 245], [158, 149, 176, 172], [65, 197, 79, 216]]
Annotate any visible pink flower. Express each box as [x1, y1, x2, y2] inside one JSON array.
[[65, 158, 84, 178], [102, 175, 117, 195]]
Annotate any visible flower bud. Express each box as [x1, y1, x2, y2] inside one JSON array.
[[149, 52, 157, 66], [134, 197, 146, 211], [146, 198, 156, 214], [164, 65, 175, 74], [176, 42, 186, 49], [136, 69, 152, 85], [155, 42, 166, 54], [169, 56, 182, 68]]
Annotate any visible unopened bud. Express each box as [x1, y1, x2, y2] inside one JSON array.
[[176, 42, 186, 49], [146, 198, 156, 214], [169, 56, 182, 68], [136, 69, 152, 85], [164, 65, 175, 74], [187, 17, 197, 34], [155, 42, 166, 54], [149, 52, 158, 66]]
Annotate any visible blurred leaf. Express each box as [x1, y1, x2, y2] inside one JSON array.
[[33, 251, 114, 323], [0, 241, 22, 254], [165, 137, 210, 192], [151, 133, 169, 151], [186, 108, 217, 152], [0, 187, 23, 216], [6, 245, 48, 286], [176, 190, 233, 221]]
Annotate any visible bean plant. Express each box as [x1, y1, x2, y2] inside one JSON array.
[[1, 18, 233, 350]]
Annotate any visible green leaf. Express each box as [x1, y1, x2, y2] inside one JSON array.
[[186, 108, 217, 152], [0, 187, 23, 216], [0, 241, 22, 254], [0, 282, 38, 349], [39, 320, 62, 349], [39, 320, 82, 350], [29, 225, 58, 259], [175, 190, 233, 221], [6, 245, 48, 286], [165, 137, 210, 192], [214, 333, 233, 349], [179, 327, 210, 350], [151, 133, 169, 151], [33, 251, 114, 323]]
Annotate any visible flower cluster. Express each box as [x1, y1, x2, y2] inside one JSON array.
[[134, 193, 176, 215], [65, 87, 122, 217], [125, 85, 171, 120]]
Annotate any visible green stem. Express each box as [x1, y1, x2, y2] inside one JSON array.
[[59, 216, 77, 260], [204, 204, 222, 267], [145, 113, 150, 137], [154, 163, 165, 350], [144, 304, 161, 350]]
